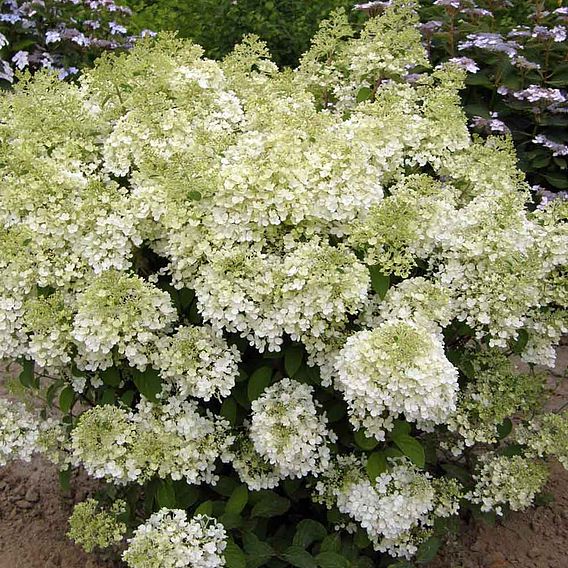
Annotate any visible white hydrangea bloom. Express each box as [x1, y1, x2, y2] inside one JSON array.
[[335, 319, 459, 439], [468, 454, 548, 515], [123, 510, 227, 568], [153, 325, 240, 401], [315, 456, 461, 558], [250, 378, 334, 478], [72, 271, 177, 371], [0, 398, 41, 466]]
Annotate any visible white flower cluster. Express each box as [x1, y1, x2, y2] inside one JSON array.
[[335, 319, 459, 439], [315, 456, 461, 558], [468, 455, 548, 515], [153, 325, 241, 401], [70, 399, 232, 485], [123, 510, 227, 568], [72, 271, 177, 371], [515, 412, 568, 469], [250, 378, 334, 478], [195, 240, 369, 352], [0, 398, 40, 466]]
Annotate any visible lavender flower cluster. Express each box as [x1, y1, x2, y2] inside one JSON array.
[[0, 0, 153, 82]]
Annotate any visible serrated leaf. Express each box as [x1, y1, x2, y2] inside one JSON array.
[[285, 345, 304, 378], [59, 468, 71, 492], [354, 429, 379, 451], [251, 493, 290, 518], [100, 388, 116, 406], [220, 397, 237, 426], [173, 481, 200, 509], [101, 367, 121, 387], [19, 359, 35, 388], [247, 366, 273, 402], [293, 519, 327, 549], [195, 500, 213, 516], [226, 484, 248, 515], [497, 417, 513, 439], [416, 536, 441, 564], [59, 386, 75, 414], [356, 86, 373, 103], [391, 434, 425, 468], [512, 329, 529, 354], [224, 540, 246, 568], [316, 552, 350, 568], [243, 532, 274, 568], [320, 533, 341, 554], [366, 451, 388, 482], [368, 266, 390, 299], [283, 546, 317, 568], [132, 367, 163, 402], [156, 480, 176, 509]]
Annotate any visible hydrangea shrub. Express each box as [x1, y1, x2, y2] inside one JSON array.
[[0, 2, 566, 566]]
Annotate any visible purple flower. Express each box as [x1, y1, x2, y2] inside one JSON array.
[[512, 86, 566, 105], [471, 112, 509, 134], [11, 50, 28, 70], [419, 21, 443, 36], [448, 56, 479, 73], [109, 21, 127, 35], [533, 135, 568, 157], [353, 1, 391, 11], [45, 30, 61, 44], [458, 33, 520, 58]]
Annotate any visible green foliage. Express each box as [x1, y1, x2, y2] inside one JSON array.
[[122, 0, 364, 67]]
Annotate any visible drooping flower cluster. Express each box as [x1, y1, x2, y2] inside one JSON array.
[[516, 412, 568, 469], [123, 511, 227, 568], [0, 397, 40, 466]]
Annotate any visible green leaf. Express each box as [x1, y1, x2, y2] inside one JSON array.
[[391, 434, 425, 468], [157, 480, 176, 509], [368, 266, 390, 299], [215, 476, 239, 497], [220, 397, 238, 426], [390, 420, 411, 438], [188, 190, 202, 201], [59, 468, 71, 492], [132, 367, 163, 402], [416, 536, 441, 564], [19, 360, 35, 388], [226, 484, 248, 515], [293, 519, 327, 549], [497, 418, 513, 440], [285, 345, 304, 378], [120, 389, 135, 407], [247, 366, 273, 402], [251, 493, 290, 518], [59, 386, 75, 414], [356, 86, 372, 103], [366, 451, 388, 482], [195, 500, 213, 516], [542, 172, 568, 189], [316, 552, 350, 568], [101, 367, 121, 387], [225, 540, 247, 568], [243, 532, 274, 568], [100, 388, 116, 406], [354, 429, 379, 451], [283, 546, 317, 568], [512, 329, 529, 354], [219, 512, 243, 529], [320, 534, 341, 554], [173, 481, 200, 509]]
